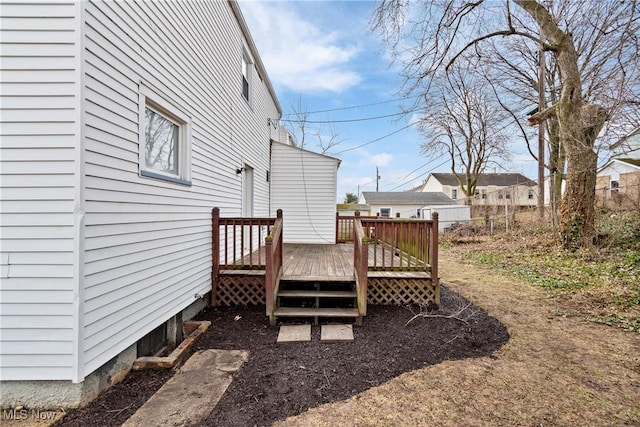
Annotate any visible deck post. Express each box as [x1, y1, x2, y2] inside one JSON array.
[[211, 207, 220, 306], [359, 235, 368, 319], [266, 209, 283, 325], [265, 235, 274, 323], [431, 211, 440, 304], [335, 212, 339, 244]]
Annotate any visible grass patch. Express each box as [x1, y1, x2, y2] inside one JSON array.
[[444, 211, 640, 332]]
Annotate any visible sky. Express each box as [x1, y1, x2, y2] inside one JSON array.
[[238, 0, 539, 202]]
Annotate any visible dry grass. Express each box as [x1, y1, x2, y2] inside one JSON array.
[[275, 253, 640, 426]]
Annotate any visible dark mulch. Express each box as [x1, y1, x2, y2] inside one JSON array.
[[56, 286, 509, 427]]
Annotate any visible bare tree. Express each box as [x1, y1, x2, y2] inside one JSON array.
[[284, 96, 344, 154], [372, 0, 639, 249], [418, 65, 511, 202], [482, 0, 640, 224]]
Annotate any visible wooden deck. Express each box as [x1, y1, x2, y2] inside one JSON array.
[[224, 243, 431, 279], [212, 209, 440, 313], [282, 244, 353, 280]]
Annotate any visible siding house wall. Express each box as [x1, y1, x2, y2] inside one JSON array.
[[270, 142, 339, 244], [1, 0, 281, 384], [1, 1, 82, 381]]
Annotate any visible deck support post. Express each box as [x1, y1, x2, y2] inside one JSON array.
[[431, 211, 440, 305], [353, 211, 369, 318]]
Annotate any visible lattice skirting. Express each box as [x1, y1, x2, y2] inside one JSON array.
[[367, 277, 439, 306], [213, 275, 265, 306]]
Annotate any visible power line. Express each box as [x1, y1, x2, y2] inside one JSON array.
[[329, 122, 419, 155], [282, 95, 419, 116], [280, 110, 417, 124], [385, 158, 450, 191]]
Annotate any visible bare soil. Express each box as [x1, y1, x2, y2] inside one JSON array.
[[55, 250, 640, 426], [55, 284, 508, 427], [276, 253, 640, 426]]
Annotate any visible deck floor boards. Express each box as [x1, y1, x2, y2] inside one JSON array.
[[225, 243, 429, 279]]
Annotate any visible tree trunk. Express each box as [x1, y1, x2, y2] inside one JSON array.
[[516, 0, 598, 249]]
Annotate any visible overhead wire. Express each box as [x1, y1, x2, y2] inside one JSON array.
[[329, 121, 419, 155], [281, 95, 419, 117], [280, 111, 410, 124]]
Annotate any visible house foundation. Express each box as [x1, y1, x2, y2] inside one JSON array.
[[1, 297, 208, 410]]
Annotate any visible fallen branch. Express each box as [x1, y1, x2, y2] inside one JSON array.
[[405, 302, 475, 326]]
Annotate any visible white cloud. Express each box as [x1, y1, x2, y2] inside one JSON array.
[[369, 153, 393, 167], [239, 1, 362, 93]]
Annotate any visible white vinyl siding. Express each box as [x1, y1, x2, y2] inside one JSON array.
[[270, 143, 339, 244], [0, 1, 80, 381], [80, 1, 277, 377], [1, 0, 280, 383]]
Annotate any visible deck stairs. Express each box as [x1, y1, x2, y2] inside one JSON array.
[[273, 275, 360, 324]]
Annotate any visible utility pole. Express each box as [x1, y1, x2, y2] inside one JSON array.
[[376, 167, 381, 192], [537, 40, 546, 222]]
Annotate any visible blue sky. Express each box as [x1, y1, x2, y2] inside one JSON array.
[[238, 0, 538, 201]]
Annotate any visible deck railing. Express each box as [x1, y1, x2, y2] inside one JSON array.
[[336, 213, 356, 243], [265, 209, 283, 323], [359, 212, 439, 276], [212, 208, 275, 271], [353, 212, 369, 316]]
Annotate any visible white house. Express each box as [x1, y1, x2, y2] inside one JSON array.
[[609, 127, 640, 159], [270, 141, 341, 244], [596, 128, 640, 208], [596, 159, 640, 207], [1, 0, 285, 409], [418, 172, 537, 211]]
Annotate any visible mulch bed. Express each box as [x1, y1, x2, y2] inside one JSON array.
[[56, 286, 508, 427]]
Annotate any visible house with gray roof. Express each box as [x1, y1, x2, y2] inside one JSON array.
[[417, 173, 537, 211], [359, 191, 470, 231]]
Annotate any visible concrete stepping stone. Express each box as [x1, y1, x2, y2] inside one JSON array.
[[122, 349, 248, 427], [276, 324, 311, 343], [321, 324, 354, 342]]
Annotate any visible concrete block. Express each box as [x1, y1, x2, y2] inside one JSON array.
[[321, 324, 354, 342], [276, 325, 311, 343]]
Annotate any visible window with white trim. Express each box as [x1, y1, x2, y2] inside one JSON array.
[[241, 53, 251, 102], [380, 207, 391, 218], [451, 188, 457, 199], [611, 180, 619, 194], [139, 85, 191, 185]]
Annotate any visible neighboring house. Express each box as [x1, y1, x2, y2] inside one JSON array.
[[597, 128, 640, 209], [270, 141, 341, 244], [417, 173, 537, 213], [609, 127, 640, 159], [359, 191, 466, 231], [1, 1, 285, 408], [596, 158, 640, 208]]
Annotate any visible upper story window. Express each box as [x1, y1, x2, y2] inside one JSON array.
[[481, 189, 487, 199], [241, 53, 251, 102], [139, 85, 191, 186], [451, 188, 457, 199], [528, 189, 535, 200]]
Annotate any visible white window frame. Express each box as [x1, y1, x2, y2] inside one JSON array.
[[379, 207, 391, 218], [139, 85, 192, 186], [241, 51, 251, 104], [451, 188, 457, 199]]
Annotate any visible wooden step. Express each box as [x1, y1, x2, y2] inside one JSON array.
[[278, 290, 356, 298], [274, 307, 360, 318], [281, 275, 354, 282]]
